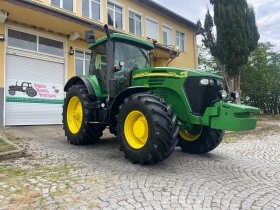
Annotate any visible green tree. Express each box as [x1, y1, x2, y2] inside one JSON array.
[[198, 44, 222, 75], [201, 0, 260, 96], [241, 42, 280, 114]]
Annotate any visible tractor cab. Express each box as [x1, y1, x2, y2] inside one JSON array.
[[20, 82, 33, 88], [87, 27, 154, 97]]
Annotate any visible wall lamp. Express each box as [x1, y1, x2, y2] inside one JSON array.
[[69, 31, 80, 41], [69, 46, 74, 55], [0, 10, 8, 24], [0, 34, 5, 41]]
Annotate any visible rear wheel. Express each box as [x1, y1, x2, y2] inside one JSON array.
[[9, 90, 15, 96], [62, 84, 105, 145], [117, 93, 179, 164], [177, 125, 224, 154]]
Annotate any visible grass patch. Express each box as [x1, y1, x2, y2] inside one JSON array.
[[0, 138, 17, 153], [1, 131, 33, 144], [10, 189, 41, 206], [0, 163, 80, 209], [0, 164, 76, 184]]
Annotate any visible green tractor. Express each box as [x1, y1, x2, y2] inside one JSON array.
[[62, 25, 259, 164]]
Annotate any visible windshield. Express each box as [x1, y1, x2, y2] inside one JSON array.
[[114, 42, 150, 72]]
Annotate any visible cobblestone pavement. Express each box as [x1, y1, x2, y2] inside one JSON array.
[[0, 125, 280, 210]]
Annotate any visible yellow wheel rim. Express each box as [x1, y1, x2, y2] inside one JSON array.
[[179, 127, 202, 142], [124, 111, 148, 149], [67, 96, 83, 134]]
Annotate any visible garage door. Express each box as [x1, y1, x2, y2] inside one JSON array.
[[5, 28, 65, 125]]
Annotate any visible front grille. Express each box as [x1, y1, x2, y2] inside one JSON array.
[[184, 77, 222, 115], [148, 77, 165, 85], [148, 70, 167, 86]]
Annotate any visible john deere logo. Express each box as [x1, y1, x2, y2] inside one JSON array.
[[133, 72, 188, 79]]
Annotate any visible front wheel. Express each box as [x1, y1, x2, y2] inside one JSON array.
[[177, 126, 224, 154], [26, 88, 37, 97], [117, 93, 179, 164], [62, 84, 105, 145]]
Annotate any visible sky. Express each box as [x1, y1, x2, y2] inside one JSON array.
[[153, 0, 280, 51]]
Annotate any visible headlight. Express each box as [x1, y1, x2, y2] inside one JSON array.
[[200, 79, 209, 85], [218, 90, 228, 99], [235, 92, 240, 99], [230, 91, 240, 99], [209, 79, 215, 85]]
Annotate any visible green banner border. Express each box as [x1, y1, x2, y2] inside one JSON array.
[[6, 96, 64, 104]]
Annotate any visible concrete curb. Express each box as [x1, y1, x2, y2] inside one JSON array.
[[0, 137, 24, 160]]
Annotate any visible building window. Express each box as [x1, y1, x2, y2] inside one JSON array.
[[107, 2, 123, 29], [146, 18, 158, 39], [8, 29, 37, 51], [51, 0, 74, 12], [75, 50, 91, 76], [176, 31, 185, 51], [162, 26, 173, 46], [129, 11, 141, 36], [39, 37, 64, 57], [82, 0, 101, 21], [7, 29, 64, 57]]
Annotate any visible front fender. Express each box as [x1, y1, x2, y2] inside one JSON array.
[[109, 86, 149, 121], [202, 102, 260, 131], [64, 76, 107, 98], [64, 76, 96, 96], [108, 87, 149, 134]]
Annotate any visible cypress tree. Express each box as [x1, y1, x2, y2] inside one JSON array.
[[202, 0, 259, 95]]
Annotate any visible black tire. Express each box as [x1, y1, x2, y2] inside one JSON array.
[[177, 126, 224, 154], [9, 90, 15, 96], [62, 84, 105, 145], [117, 93, 179, 164], [26, 88, 37, 97]]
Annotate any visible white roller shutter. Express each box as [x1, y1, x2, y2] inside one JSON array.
[[5, 54, 64, 125]]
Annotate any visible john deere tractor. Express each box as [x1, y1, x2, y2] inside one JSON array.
[[62, 25, 259, 164]]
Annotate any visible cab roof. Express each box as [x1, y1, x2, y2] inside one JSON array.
[[89, 33, 154, 50]]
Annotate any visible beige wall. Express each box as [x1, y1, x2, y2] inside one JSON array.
[[0, 23, 5, 87], [31, 0, 198, 69], [67, 39, 90, 80], [0, 0, 199, 85]]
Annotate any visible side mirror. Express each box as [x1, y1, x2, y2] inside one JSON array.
[[114, 61, 125, 72], [85, 30, 95, 43]]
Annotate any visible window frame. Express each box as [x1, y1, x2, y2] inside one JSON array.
[[162, 24, 173, 46], [176, 30, 186, 52], [82, 0, 102, 22], [107, 1, 124, 30], [50, 0, 76, 13], [74, 49, 91, 76], [128, 9, 143, 36], [7, 27, 65, 58], [145, 17, 159, 40]]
